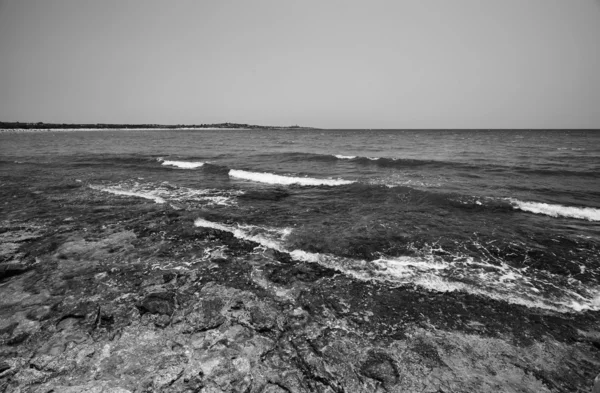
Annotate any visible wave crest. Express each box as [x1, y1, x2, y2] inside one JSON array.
[[193, 217, 600, 313], [229, 169, 354, 186], [509, 199, 600, 221], [161, 160, 205, 169], [90, 182, 242, 206]]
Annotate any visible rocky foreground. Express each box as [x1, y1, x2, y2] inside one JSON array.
[[1, 174, 600, 392]]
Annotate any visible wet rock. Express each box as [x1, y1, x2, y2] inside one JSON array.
[[239, 188, 290, 201], [267, 261, 337, 285]]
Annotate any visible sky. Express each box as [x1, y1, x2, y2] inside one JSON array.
[[0, 0, 599, 129]]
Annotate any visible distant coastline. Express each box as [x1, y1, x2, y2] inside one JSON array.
[[0, 122, 319, 132]]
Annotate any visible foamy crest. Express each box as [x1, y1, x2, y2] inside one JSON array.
[[161, 160, 205, 169], [194, 218, 291, 251], [229, 169, 354, 186], [90, 182, 242, 206], [509, 199, 600, 221], [89, 185, 166, 204], [334, 154, 357, 160], [193, 217, 600, 313]]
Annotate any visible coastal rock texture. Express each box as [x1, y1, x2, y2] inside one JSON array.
[[1, 176, 600, 392]]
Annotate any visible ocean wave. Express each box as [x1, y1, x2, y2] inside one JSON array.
[[509, 199, 600, 221], [257, 151, 597, 178], [161, 160, 205, 169], [89, 185, 166, 204], [194, 218, 292, 251], [229, 169, 355, 186], [90, 182, 242, 206], [193, 217, 600, 313]]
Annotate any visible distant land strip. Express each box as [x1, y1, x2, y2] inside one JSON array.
[[0, 122, 319, 131]]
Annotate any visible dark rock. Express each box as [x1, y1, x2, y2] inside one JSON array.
[[185, 298, 226, 332], [267, 262, 337, 285], [239, 188, 290, 201], [360, 350, 399, 387], [0, 322, 18, 336], [0, 361, 10, 374], [163, 272, 177, 283], [139, 292, 176, 316], [411, 337, 446, 367], [0, 262, 30, 280], [7, 331, 30, 345]]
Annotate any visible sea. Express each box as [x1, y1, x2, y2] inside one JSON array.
[[1, 128, 599, 314]]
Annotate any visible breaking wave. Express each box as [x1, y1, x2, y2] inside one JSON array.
[[229, 169, 355, 186], [160, 160, 205, 169], [509, 199, 600, 221], [193, 217, 600, 313], [89, 185, 166, 204], [90, 182, 242, 206]]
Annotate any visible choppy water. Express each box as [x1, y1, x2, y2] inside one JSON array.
[[2, 129, 599, 312]]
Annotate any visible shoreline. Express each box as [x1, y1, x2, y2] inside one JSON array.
[[0, 127, 301, 133], [1, 162, 600, 392]]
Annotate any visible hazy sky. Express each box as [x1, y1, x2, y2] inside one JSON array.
[[1, 0, 599, 128]]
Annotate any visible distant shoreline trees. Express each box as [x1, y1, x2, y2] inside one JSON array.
[[0, 122, 317, 130]]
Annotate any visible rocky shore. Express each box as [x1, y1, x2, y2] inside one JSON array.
[[1, 169, 600, 392]]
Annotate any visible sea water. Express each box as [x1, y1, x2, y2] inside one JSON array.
[[1, 128, 599, 312]]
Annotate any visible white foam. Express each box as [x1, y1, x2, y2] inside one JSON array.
[[334, 154, 381, 161], [89, 185, 166, 204], [509, 199, 600, 221], [229, 169, 354, 186], [90, 182, 241, 206], [194, 218, 290, 251], [193, 217, 600, 313], [161, 160, 205, 169]]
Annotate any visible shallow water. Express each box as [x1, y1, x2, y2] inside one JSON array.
[[2, 129, 599, 312]]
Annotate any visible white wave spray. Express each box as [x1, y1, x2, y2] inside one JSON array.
[[161, 160, 205, 169], [90, 182, 242, 206], [509, 199, 600, 221], [229, 169, 354, 186], [194, 217, 600, 313]]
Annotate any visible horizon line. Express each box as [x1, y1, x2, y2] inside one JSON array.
[[1, 121, 599, 131]]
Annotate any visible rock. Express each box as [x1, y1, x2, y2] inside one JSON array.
[[1, 179, 600, 393], [139, 292, 175, 316], [0, 361, 10, 373], [185, 298, 226, 332], [0, 262, 30, 280], [57, 316, 83, 331], [55, 231, 136, 262], [594, 373, 600, 393], [26, 305, 51, 321], [360, 350, 400, 387]]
